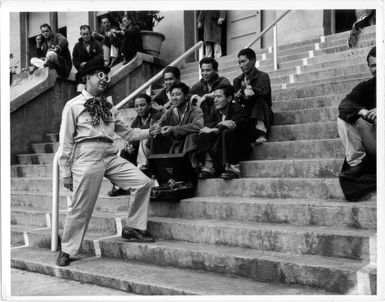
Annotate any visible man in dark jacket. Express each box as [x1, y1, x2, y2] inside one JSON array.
[[119, 15, 143, 64], [337, 46, 376, 189], [197, 10, 226, 58], [197, 84, 254, 179], [150, 82, 204, 168], [92, 16, 121, 67], [33, 23, 72, 78], [233, 48, 273, 144], [108, 93, 162, 196], [152, 66, 181, 110], [72, 25, 104, 92], [190, 57, 231, 122]]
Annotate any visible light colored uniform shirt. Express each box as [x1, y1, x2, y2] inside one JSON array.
[[58, 90, 149, 177]]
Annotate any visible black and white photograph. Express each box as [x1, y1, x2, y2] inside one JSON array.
[[2, 0, 384, 300]]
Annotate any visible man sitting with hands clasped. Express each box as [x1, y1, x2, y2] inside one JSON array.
[[197, 84, 255, 179]]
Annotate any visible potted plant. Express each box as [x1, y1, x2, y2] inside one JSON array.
[[130, 11, 165, 57]]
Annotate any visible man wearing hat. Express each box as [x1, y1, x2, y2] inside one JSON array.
[[56, 61, 157, 266]]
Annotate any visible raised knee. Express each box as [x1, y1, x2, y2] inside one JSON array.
[[46, 50, 57, 60]]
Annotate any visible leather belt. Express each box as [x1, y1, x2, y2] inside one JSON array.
[[80, 137, 113, 144]]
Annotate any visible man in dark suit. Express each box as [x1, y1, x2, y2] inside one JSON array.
[[197, 84, 255, 179]]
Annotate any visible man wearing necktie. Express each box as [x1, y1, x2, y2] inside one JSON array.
[[56, 61, 157, 266]]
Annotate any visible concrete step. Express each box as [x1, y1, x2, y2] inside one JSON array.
[[97, 237, 376, 294], [240, 158, 343, 178], [196, 177, 344, 199], [31, 142, 59, 154], [45, 133, 59, 143], [17, 153, 57, 165], [11, 206, 121, 236], [274, 106, 338, 125], [323, 25, 375, 42], [272, 77, 366, 101], [272, 94, 343, 111], [148, 217, 373, 260], [278, 73, 370, 91], [319, 31, 376, 49], [283, 64, 370, 86], [11, 191, 128, 213], [11, 169, 343, 199], [269, 121, 338, 141], [250, 138, 344, 160], [11, 267, 135, 296], [11, 191, 376, 229], [11, 247, 330, 295], [278, 42, 374, 70], [14, 227, 376, 294], [11, 164, 53, 178]]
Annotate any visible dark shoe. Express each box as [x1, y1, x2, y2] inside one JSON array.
[[56, 251, 70, 266], [108, 186, 130, 197], [122, 227, 155, 242], [220, 170, 240, 180], [198, 170, 215, 179], [339, 162, 367, 179]]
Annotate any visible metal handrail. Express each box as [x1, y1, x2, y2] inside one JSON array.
[[245, 10, 291, 70], [51, 40, 205, 251], [245, 10, 291, 49], [116, 40, 204, 109]]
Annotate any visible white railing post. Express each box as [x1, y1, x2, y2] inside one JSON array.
[[198, 44, 204, 80], [51, 152, 60, 251], [273, 24, 278, 70]]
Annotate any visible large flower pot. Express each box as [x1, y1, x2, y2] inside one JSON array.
[[140, 30, 165, 57]]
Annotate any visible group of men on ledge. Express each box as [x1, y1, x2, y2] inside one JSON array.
[[31, 16, 142, 92]]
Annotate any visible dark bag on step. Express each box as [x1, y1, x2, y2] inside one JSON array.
[[148, 153, 197, 201]]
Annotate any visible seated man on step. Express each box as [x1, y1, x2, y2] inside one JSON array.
[[72, 25, 104, 93], [108, 93, 162, 196], [92, 16, 121, 68], [152, 66, 181, 110], [233, 48, 273, 144], [337, 46, 376, 200], [149, 82, 204, 168], [190, 57, 231, 123], [197, 84, 255, 179], [32, 23, 72, 78], [56, 61, 157, 267]]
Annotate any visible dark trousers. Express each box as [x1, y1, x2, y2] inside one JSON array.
[[198, 128, 251, 171]]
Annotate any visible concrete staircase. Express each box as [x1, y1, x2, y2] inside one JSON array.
[[11, 25, 376, 295]]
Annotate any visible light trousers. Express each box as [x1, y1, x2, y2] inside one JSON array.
[[137, 139, 150, 168], [61, 141, 151, 255], [205, 42, 222, 58], [337, 117, 376, 166]]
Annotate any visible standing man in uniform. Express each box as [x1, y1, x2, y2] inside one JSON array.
[[56, 61, 156, 266], [197, 10, 226, 58]]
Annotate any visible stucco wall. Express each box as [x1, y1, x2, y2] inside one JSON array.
[[154, 11, 186, 62], [28, 12, 50, 37], [58, 12, 89, 56], [10, 13, 21, 73], [261, 10, 325, 48]]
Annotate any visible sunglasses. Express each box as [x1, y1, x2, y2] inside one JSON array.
[[94, 71, 110, 83]]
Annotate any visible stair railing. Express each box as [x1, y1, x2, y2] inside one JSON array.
[[51, 40, 204, 251], [245, 10, 291, 70]]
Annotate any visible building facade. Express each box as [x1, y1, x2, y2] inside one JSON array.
[[10, 10, 357, 73]]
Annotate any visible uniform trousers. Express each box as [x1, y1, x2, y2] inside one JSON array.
[[61, 141, 151, 255]]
